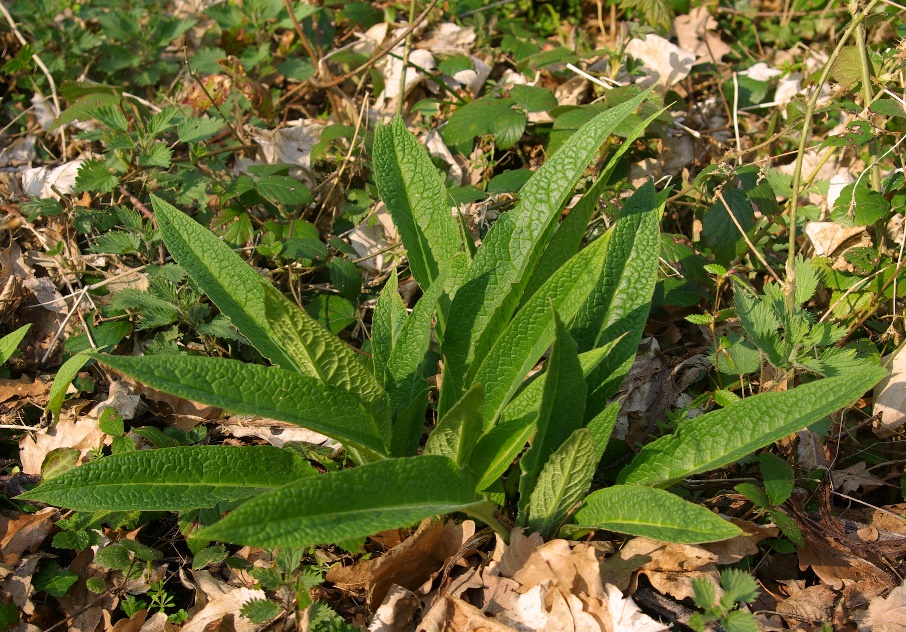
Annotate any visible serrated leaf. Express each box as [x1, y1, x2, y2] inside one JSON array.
[[722, 609, 760, 632], [830, 46, 863, 88], [199, 455, 479, 548], [441, 88, 653, 412], [93, 544, 131, 570], [574, 485, 741, 543], [425, 384, 484, 465], [19, 446, 317, 511], [732, 281, 784, 367], [192, 545, 228, 569], [572, 181, 662, 417], [151, 195, 296, 370], [146, 106, 180, 136], [0, 324, 31, 364], [90, 105, 129, 132], [75, 160, 119, 194], [137, 142, 172, 168], [373, 116, 462, 292], [33, 560, 78, 597], [831, 182, 890, 227], [685, 314, 712, 325], [618, 368, 887, 486], [50, 91, 120, 132], [328, 258, 363, 301], [759, 452, 794, 506], [91, 353, 389, 459], [510, 85, 558, 113], [524, 428, 597, 537], [177, 115, 225, 143], [256, 175, 314, 206], [720, 568, 760, 604], [241, 599, 282, 624]]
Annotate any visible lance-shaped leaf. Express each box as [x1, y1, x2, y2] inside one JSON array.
[[571, 181, 662, 418], [425, 384, 484, 465], [263, 283, 389, 434], [471, 235, 609, 428], [373, 117, 461, 291], [151, 195, 295, 370], [385, 269, 447, 455], [523, 428, 597, 537], [618, 368, 887, 487], [586, 401, 620, 466], [440, 89, 653, 412], [521, 108, 664, 306], [18, 446, 316, 511], [372, 270, 407, 387], [518, 311, 586, 515], [92, 353, 389, 460], [199, 455, 480, 548], [574, 486, 742, 544], [470, 415, 536, 491], [0, 324, 30, 364]]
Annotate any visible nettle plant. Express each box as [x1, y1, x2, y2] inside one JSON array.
[[22, 90, 886, 550]]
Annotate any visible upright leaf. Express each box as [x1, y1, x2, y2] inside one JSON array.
[[371, 270, 408, 386], [0, 324, 30, 364], [150, 195, 295, 370], [440, 89, 653, 412], [518, 312, 586, 515], [523, 428, 597, 537], [19, 446, 316, 511], [571, 181, 662, 418], [574, 486, 742, 544], [199, 455, 480, 548], [469, 415, 536, 491], [263, 284, 388, 432], [373, 117, 461, 291], [93, 353, 389, 460], [618, 368, 887, 487], [471, 235, 609, 427], [586, 401, 620, 465], [425, 384, 484, 465]]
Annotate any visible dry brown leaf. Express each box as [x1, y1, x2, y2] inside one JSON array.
[[0, 507, 57, 566], [701, 518, 778, 564], [108, 608, 149, 632], [830, 462, 885, 494], [90, 379, 144, 421], [861, 581, 906, 632], [219, 416, 333, 448], [606, 585, 669, 632], [0, 376, 49, 406], [624, 35, 696, 88], [776, 584, 836, 626], [370, 584, 422, 632], [0, 554, 41, 615], [179, 569, 266, 632], [325, 557, 374, 592], [603, 538, 719, 602], [18, 411, 109, 475], [511, 539, 605, 599], [494, 582, 585, 632], [57, 547, 117, 632], [368, 519, 475, 610], [445, 596, 518, 632], [873, 349, 906, 438], [674, 6, 731, 62]]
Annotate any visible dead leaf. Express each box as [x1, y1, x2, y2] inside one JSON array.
[[874, 349, 906, 438], [180, 569, 266, 632], [219, 415, 333, 448], [0, 507, 57, 566], [370, 584, 422, 632], [0, 376, 49, 406], [624, 35, 696, 88], [495, 529, 544, 578], [777, 584, 836, 626], [368, 519, 475, 609], [674, 6, 731, 62], [347, 206, 398, 276], [0, 554, 41, 615], [18, 411, 109, 475], [59, 547, 118, 632], [90, 379, 145, 421], [701, 518, 778, 564], [861, 580, 906, 632], [21, 159, 85, 199], [606, 584, 669, 632], [830, 462, 885, 494], [804, 222, 867, 257], [511, 539, 605, 599]]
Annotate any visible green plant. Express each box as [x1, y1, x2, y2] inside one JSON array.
[[735, 453, 804, 550], [689, 568, 761, 632], [21, 92, 887, 551]]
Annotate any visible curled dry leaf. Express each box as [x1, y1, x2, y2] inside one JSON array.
[[179, 569, 266, 632], [0, 507, 57, 566], [861, 580, 906, 632], [624, 35, 696, 88]]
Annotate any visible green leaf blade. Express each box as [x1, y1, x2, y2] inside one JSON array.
[[618, 368, 888, 487], [574, 485, 741, 544], [199, 455, 479, 548], [19, 446, 316, 511]]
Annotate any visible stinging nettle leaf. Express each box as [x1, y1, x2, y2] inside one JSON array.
[[19, 446, 316, 511], [199, 455, 480, 548]]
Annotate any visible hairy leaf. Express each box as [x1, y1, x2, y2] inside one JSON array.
[[424, 384, 484, 466]]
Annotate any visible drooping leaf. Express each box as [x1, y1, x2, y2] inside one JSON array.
[[441, 88, 653, 414], [574, 485, 741, 543], [151, 195, 296, 370], [523, 428, 597, 537], [199, 455, 480, 548], [373, 117, 461, 291], [92, 353, 389, 459], [19, 446, 316, 510], [618, 368, 887, 487]]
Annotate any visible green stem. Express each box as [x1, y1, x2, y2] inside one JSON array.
[[851, 0, 881, 192], [785, 0, 881, 313], [464, 500, 510, 544]]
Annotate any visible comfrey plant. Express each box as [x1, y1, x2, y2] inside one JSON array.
[[22, 90, 886, 548]]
